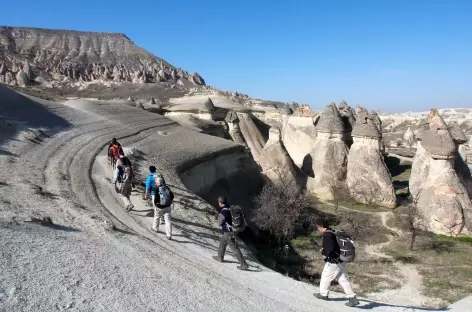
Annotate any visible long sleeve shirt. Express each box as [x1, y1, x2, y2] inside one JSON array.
[[218, 205, 232, 233], [322, 229, 341, 263]]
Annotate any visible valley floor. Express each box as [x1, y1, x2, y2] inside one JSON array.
[[0, 87, 465, 311]]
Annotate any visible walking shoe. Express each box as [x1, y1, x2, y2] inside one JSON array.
[[151, 226, 158, 232], [166, 235, 172, 240], [237, 265, 249, 270], [212, 256, 223, 262], [313, 293, 328, 300], [126, 204, 134, 212], [345, 297, 359, 307]]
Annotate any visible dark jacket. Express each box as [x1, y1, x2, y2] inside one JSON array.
[[322, 229, 341, 263], [218, 205, 232, 233]]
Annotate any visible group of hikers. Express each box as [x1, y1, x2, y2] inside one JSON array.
[[107, 138, 174, 240], [107, 138, 359, 307]]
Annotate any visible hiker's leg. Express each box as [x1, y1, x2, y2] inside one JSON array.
[[163, 206, 172, 237], [217, 233, 228, 260], [319, 262, 339, 297], [227, 234, 247, 266], [335, 263, 356, 298], [121, 194, 131, 207], [152, 202, 159, 231]]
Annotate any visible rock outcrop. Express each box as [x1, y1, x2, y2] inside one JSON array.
[[338, 100, 356, 148], [347, 108, 396, 208], [236, 112, 266, 161], [0, 26, 205, 88], [307, 103, 349, 200], [225, 111, 246, 145], [409, 109, 472, 235], [449, 123, 472, 199], [259, 127, 298, 185], [293, 104, 317, 117], [403, 127, 415, 148], [281, 115, 317, 175]]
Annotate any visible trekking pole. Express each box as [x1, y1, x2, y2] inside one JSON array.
[[284, 244, 289, 277]]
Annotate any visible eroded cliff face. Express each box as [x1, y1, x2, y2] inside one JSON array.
[[0, 26, 205, 87], [178, 147, 265, 212], [281, 115, 317, 173]]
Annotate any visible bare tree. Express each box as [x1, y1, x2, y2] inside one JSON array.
[[337, 207, 370, 240], [252, 180, 313, 244]]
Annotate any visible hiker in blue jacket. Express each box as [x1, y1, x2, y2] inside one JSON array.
[[144, 166, 165, 225]]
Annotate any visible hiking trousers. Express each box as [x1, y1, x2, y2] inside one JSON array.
[[152, 205, 172, 237], [217, 232, 247, 266], [319, 262, 356, 298], [151, 195, 165, 224]]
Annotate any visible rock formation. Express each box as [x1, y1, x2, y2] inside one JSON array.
[[448, 123, 472, 199], [307, 103, 349, 200], [259, 127, 298, 185], [338, 100, 356, 148], [225, 111, 246, 145], [347, 108, 396, 208], [236, 112, 266, 161], [403, 127, 415, 148], [16, 69, 28, 87], [293, 104, 317, 117], [409, 109, 472, 235], [0, 26, 205, 88], [281, 115, 317, 175]]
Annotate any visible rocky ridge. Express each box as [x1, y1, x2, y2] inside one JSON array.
[[0, 26, 205, 88]]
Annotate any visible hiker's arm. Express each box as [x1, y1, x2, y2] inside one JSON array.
[[144, 176, 151, 199], [322, 233, 336, 259], [112, 167, 119, 184], [217, 213, 226, 227]]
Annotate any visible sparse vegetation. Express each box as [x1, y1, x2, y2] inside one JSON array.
[[384, 235, 472, 304], [251, 181, 313, 244]]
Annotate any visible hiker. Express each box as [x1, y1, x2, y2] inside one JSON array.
[[112, 158, 134, 211], [313, 218, 359, 307], [212, 196, 249, 270], [151, 176, 173, 240], [144, 166, 165, 225], [109, 138, 124, 168], [120, 167, 134, 212]]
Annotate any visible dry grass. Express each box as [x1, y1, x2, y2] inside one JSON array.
[[291, 207, 402, 295], [383, 235, 472, 304]]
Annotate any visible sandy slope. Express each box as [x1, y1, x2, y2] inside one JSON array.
[[0, 85, 458, 311]]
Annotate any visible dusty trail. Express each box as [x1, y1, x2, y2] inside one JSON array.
[[0, 91, 449, 311], [364, 212, 444, 307]]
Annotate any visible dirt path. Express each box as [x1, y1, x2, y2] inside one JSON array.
[[363, 212, 445, 307]]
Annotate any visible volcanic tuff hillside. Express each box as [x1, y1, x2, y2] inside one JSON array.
[[0, 26, 205, 87]]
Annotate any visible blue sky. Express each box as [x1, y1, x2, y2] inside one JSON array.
[[2, 0, 472, 112]]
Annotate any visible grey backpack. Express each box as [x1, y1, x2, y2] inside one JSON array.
[[329, 230, 356, 263], [154, 185, 174, 207]]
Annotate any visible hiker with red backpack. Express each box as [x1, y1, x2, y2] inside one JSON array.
[[312, 218, 359, 307], [108, 138, 123, 169], [212, 196, 249, 270]]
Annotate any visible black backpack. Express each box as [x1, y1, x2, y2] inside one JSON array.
[[328, 230, 356, 263], [229, 205, 246, 233]]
